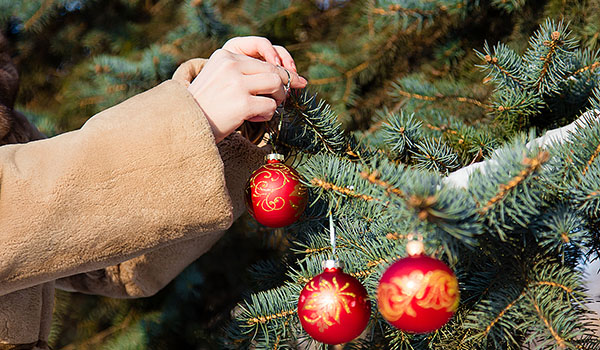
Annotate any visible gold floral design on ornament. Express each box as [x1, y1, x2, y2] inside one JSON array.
[[250, 164, 301, 212], [378, 270, 458, 322], [302, 277, 356, 332]]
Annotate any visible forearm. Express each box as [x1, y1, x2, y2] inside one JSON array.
[[0, 80, 233, 296], [56, 133, 270, 298]]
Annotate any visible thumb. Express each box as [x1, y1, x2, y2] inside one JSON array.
[[173, 58, 208, 86]]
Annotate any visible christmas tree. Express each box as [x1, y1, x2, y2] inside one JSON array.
[[3, 0, 600, 349]]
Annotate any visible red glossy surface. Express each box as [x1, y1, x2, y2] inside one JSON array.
[[245, 158, 307, 228], [298, 267, 371, 344], [377, 255, 459, 333]]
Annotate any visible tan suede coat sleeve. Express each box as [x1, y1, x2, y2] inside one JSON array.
[[55, 132, 269, 297], [0, 78, 234, 296], [54, 58, 270, 298]]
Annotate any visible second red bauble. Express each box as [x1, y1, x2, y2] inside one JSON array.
[[298, 264, 371, 344], [377, 254, 459, 333], [245, 154, 308, 228]]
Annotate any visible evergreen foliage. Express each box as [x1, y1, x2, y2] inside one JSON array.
[[4, 0, 600, 349]]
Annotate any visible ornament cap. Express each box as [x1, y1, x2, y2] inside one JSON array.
[[406, 240, 425, 256], [265, 153, 285, 163], [322, 259, 344, 271]]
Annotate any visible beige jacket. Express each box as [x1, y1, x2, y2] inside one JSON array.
[[0, 59, 268, 349]]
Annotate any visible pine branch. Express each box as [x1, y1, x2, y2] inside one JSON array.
[[411, 138, 461, 174], [379, 111, 422, 160], [390, 76, 490, 110], [522, 19, 578, 95], [491, 0, 525, 13], [281, 89, 348, 156], [476, 41, 525, 90], [525, 293, 566, 348], [478, 150, 550, 215], [360, 169, 407, 198]]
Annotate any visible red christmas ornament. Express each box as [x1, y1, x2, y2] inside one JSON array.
[[245, 153, 308, 228], [298, 261, 371, 344], [377, 241, 459, 333]]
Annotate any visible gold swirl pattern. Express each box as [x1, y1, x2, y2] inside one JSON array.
[[249, 163, 305, 213], [378, 270, 458, 322], [302, 277, 356, 333]]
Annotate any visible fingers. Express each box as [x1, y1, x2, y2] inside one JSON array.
[[236, 57, 307, 88], [223, 36, 283, 66], [273, 45, 297, 73], [247, 95, 278, 121], [222, 36, 302, 78], [275, 65, 307, 89], [244, 73, 286, 105], [185, 42, 308, 143]]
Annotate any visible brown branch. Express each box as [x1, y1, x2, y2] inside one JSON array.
[[395, 89, 438, 101], [571, 61, 600, 77], [582, 142, 600, 176], [106, 84, 127, 93], [483, 54, 524, 87], [342, 75, 354, 103], [483, 278, 574, 338], [536, 31, 562, 90], [366, 255, 401, 268], [587, 190, 600, 199], [303, 244, 349, 254], [306, 51, 346, 73], [60, 312, 135, 350], [350, 269, 373, 278], [386, 232, 409, 240], [247, 309, 296, 326], [309, 53, 379, 89], [309, 75, 345, 85], [311, 37, 390, 105], [469, 148, 484, 165], [406, 194, 439, 221], [479, 151, 550, 214], [425, 123, 468, 146], [360, 170, 407, 198], [534, 281, 573, 293], [273, 318, 292, 350], [78, 96, 104, 107], [394, 89, 490, 109], [24, 0, 55, 30], [484, 290, 527, 336], [311, 178, 377, 201], [304, 246, 331, 254], [288, 99, 337, 153], [496, 98, 528, 112], [456, 96, 488, 108], [372, 4, 441, 17], [528, 295, 566, 348]]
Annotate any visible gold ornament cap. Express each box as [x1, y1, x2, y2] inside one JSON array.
[[406, 240, 425, 256], [265, 153, 285, 162]]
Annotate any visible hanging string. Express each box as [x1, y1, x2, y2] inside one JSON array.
[[276, 104, 284, 149], [271, 67, 291, 154], [329, 212, 336, 258]]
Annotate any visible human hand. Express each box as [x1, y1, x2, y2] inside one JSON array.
[[187, 49, 307, 143], [222, 36, 299, 74]]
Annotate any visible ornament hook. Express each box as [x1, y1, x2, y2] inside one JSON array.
[[329, 212, 336, 258]]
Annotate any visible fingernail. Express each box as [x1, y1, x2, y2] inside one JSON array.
[[291, 61, 297, 72], [299, 76, 308, 85], [276, 56, 282, 66]]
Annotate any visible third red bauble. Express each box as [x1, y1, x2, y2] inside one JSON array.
[[298, 262, 371, 344], [377, 254, 459, 333], [245, 153, 308, 228]]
